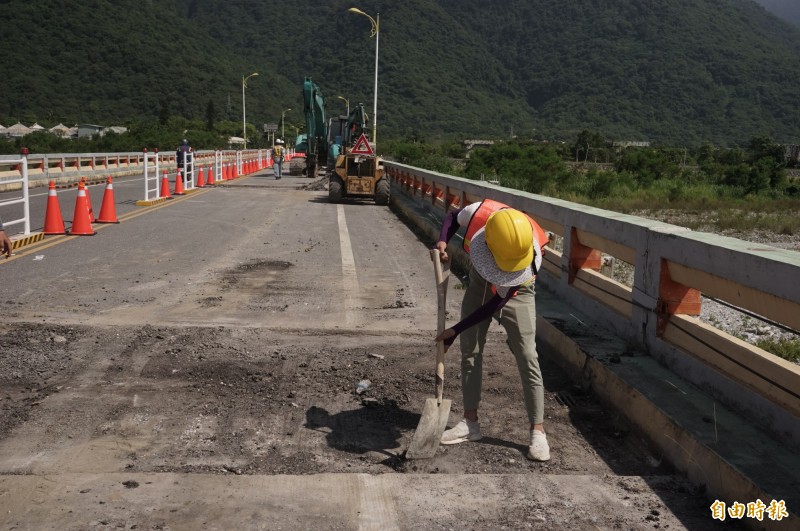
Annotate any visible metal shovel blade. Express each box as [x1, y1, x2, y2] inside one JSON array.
[[405, 397, 452, 459]]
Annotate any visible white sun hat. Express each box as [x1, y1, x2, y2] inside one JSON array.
[[469, 227, 534, 287]]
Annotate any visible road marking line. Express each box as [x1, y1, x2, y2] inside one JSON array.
[[337, 204, 359, 326]]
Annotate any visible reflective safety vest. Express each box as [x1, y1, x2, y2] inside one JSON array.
[[274, 146, 283, 159], [462, 199, 549, 255]]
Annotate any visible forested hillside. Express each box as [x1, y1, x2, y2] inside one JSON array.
[[1, 0, 800, 146]]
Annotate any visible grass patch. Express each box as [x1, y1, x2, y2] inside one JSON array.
[[756, 337, 800, 362], [554, 185, 800, 234]]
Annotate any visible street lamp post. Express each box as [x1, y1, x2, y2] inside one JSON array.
[[348, 7, 379, 147], [281, 108, 292, 140], [337, 96, 350, 115], [242, 72, 258, 149]]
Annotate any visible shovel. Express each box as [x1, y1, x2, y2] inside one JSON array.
[[406, 248, 452, 459]]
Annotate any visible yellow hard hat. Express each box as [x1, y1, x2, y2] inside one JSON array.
[[484, 209, 533, 272]]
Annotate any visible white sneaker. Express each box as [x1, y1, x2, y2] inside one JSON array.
[[528, 429, 550, 461], [441, 418, 482, 445]]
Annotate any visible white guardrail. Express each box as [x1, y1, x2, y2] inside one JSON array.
[[0, 148, 273, 227], [385, 161, 800, 446], [0, 148, 272, 188], [0, 155, 30, 234]]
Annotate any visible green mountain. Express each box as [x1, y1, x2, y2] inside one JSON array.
[[1, 0, 800, 146]]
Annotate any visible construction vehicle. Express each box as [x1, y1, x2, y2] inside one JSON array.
[[297, 77, 328, 179], [289, 135, 308, 176], [299, 77, 390, 205], [327, 105, 389, 205]]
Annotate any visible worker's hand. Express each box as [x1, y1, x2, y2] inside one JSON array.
[[435, 328, 456, 352], [433, 241, 449, 262], [0, 231, 12, 258]]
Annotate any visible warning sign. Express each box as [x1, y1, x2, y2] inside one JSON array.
[[351, 133, 374, 156]]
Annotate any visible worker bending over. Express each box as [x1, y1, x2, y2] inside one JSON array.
[[435, 199, 551, 461]]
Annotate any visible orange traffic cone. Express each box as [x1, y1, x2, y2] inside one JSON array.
[[80, 177, 95, 222], [207, 165, 216, 186], [43, 180, 66, 235], [96, 176, 119, 223], [174, 171, 186, 195], [196, 166, 206, 187], [160, 170, 172, 199], [69, 183, 96, 236]]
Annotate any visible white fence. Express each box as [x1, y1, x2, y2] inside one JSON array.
[[0, 154, 31, 235], [0, 149, 271, 191]]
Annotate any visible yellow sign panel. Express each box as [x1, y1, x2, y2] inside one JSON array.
[[347, 178, 374, 195]]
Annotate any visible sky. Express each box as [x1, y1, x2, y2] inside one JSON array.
[[754, 0, 800, 27]]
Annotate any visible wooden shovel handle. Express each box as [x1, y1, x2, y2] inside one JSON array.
[[431, 249, 450, 403]]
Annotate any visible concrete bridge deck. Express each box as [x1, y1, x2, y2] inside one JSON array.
[[0, 165, 796, 530]]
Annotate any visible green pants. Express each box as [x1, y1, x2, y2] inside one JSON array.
[[459, 266, 544, 425]]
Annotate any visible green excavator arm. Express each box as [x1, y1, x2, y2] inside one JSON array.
[[302, 77, 327, 177]]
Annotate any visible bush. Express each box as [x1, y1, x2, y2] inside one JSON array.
[[756, 337, 800, 362]]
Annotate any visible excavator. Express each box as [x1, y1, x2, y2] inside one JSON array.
[[294, 77, 328, 179], [298, 77, 389, 205]]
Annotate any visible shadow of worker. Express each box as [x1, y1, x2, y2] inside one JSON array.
[[305, 401, 419, 459]]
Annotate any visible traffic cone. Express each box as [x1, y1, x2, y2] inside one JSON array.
[[81, 177, 95, 222], [196, 166, 206, 187], [69, 182, 96, 236], [43, 180, 66, 235], [207, 165, 216, 186], [174, 171, 186, 195], [160, 170, 172, 199], [96, 176, 119, 223]]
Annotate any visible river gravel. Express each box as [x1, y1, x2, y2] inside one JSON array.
[[624, 211, 799, 349]]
